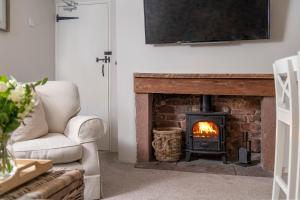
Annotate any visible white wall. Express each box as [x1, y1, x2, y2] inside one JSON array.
[[116, 0, 300, 163], [110, 0, 118, 152], [0, 0, 55, 82]]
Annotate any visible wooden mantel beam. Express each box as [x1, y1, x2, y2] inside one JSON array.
[[135, 78, 275, 96], [134, 73, 275, 97]]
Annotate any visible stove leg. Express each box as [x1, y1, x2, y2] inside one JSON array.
[[185, 151, 192, 162], [222, 155, 227, 164]]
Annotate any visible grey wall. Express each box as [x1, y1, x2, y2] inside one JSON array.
[[0, 0, 55, 82], [116, 0, 300, 163]]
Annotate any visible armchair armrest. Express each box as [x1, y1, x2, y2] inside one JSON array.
[[64, 116, 105, 144]]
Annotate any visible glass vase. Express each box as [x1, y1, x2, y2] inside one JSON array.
[[0, 136, 17, 180]]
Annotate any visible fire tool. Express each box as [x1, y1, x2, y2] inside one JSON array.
[[238, 132, 252, 165]]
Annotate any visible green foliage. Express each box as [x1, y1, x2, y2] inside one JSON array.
[[0, 75, 48, 135], [33, 77, 48, 87], [0, 76, 8, 82]]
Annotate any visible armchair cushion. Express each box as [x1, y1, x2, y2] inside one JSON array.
[[12, 100, 48, 142], [13, 133, 82, 164], [36, 81, 81, 133], [64, 116, 105, 144]]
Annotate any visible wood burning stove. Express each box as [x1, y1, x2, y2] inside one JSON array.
[[185, 95, 227, 163]]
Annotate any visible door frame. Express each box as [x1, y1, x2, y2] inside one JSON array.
[[55, 0, 117, 152]]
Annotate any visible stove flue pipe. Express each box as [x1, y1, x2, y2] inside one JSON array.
[[202, 95, 211, 113]]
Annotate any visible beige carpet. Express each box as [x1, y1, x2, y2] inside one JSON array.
[[101, 152, 273, 200]]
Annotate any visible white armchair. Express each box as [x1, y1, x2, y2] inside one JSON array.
[[12, 81, 105, 199]]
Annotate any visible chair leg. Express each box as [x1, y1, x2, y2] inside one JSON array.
[[272, 123, 286, 200], [287, 125, 299, 200], [272, 182, 280, 200]]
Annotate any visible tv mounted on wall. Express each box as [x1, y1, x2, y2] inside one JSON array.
[[144, 0, 270, 44]]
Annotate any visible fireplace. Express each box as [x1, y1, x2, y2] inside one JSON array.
[[185, 95, 227, 163], [135, 73, 276, 171]]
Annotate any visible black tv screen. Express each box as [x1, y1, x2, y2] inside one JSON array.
[[144, 0, 270, 44]]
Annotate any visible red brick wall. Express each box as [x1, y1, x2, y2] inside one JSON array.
[[153, 94, 262, 161]]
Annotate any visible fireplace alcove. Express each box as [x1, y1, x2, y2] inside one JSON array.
[[134, 73, 276, 171]]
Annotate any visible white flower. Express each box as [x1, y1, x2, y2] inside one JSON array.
[[31, 97, 38, 106], [0, 82, 8, 92], [9, 86, 25, 102], [18, 100, 35, 120]]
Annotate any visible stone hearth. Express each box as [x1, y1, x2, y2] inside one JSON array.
[[134, 73, 276, 171], [135, 158, 273, 177]]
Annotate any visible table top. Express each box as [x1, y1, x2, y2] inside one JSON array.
[[0, 170, 84, 200]]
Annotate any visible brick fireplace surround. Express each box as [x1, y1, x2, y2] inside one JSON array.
[[134, 73, 276, 171]]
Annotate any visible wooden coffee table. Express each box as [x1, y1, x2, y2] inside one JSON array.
[[0, 170, 84, 200]]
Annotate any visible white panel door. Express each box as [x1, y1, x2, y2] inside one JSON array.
[[56, 1, 110, 151]]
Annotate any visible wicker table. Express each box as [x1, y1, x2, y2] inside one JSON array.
[[0, 170, 84, 200]]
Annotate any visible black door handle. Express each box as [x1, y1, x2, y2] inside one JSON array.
[[96, 56, 110, 63], [96, 57, 103, 62], [56, 14, 79, 22], [102, 64, 105, 77]]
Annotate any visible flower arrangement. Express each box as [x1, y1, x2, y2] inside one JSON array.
[[0, 75, 47, 179]]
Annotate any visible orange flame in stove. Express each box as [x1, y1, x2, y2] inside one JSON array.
[[192, 121, 219, 138]]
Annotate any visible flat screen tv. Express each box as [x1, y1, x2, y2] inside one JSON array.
[[144, 0, 270, 44]]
